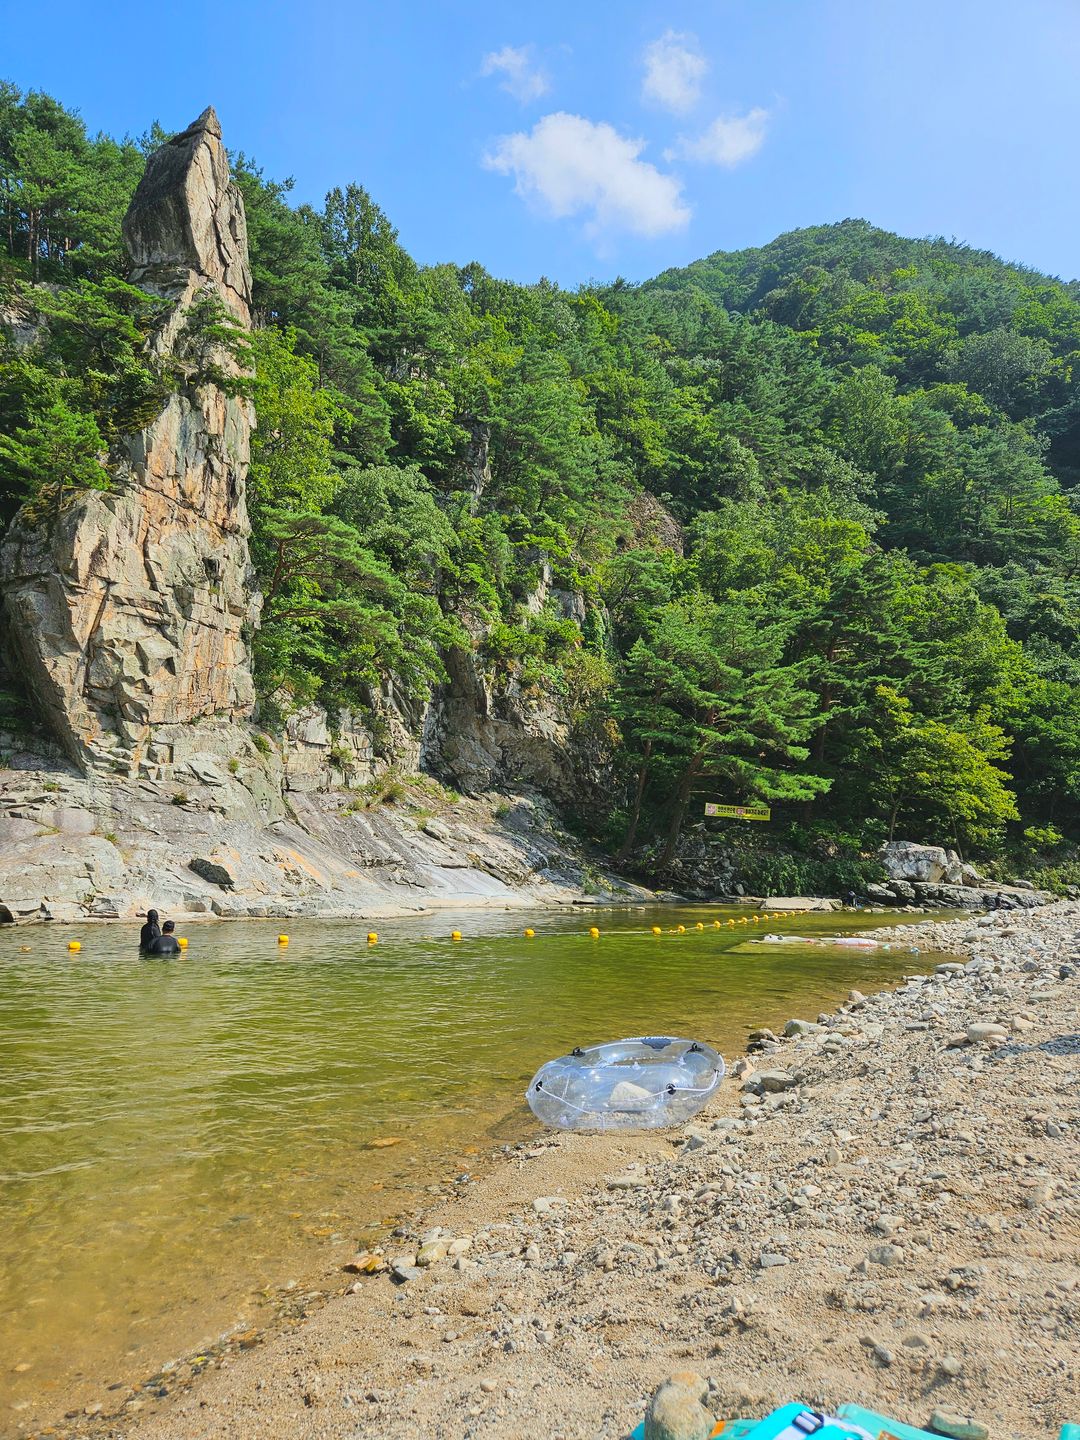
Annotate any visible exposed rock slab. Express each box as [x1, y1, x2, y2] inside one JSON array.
[[0, 107, 258, 774], [0, 747, 654, 922]]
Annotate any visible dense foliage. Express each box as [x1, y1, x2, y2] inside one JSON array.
[[3, 86, 1080, 869]]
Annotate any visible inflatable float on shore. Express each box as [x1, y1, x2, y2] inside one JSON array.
[[526, 1036, 725, 1132], [631, 1402, 1079, 1440]]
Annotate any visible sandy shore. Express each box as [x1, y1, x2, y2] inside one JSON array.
[[76, 904, 1079, 1440]]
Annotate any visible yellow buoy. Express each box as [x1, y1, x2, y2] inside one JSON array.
[[367, 932, 378, 944], [651, 925, 662, 935], [178, 937, 188, 949], [676, 924, 686, 934], [739, 917, 748, 925], [524, 928, 535, 938], [451, 930, 462, 941], [589, 926, 600, 938], [695, 922, 704, 931], [726, 918, 735, 927], [752, 916, 760, 924], [713, 920, 721, 928], [277, 934, 288, 945], [67, 940, 81, 952]]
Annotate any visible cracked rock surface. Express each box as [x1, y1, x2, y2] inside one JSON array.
[[0, 108, 258, 773]]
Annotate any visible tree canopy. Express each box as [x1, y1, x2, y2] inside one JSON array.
[[4, 88, 1080, 869]]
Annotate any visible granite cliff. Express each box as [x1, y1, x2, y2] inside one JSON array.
[[0, 108, 258, 776], [0, 111, 634, 922]]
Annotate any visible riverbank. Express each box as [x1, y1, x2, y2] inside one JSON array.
[[77, 901, 1075, 1440], [0, 756, 660, 925]]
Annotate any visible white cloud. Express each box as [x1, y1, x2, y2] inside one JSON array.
[[480, 45, 550, 104], [484, 112, 691, 240], [642, 30, 708, 114], [671, 108, 770, 167]]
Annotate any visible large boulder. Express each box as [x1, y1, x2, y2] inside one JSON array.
[[879, 841, 950, 884], [644, 1372, 714, 1440], [0, 108, 258, 775]]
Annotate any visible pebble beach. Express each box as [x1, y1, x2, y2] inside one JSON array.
[[87, 903, 1079, 1440]]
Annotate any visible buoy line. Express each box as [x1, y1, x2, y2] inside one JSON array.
[[53, 909, 833, 954]]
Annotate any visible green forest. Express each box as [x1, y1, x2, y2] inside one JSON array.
[[4, 86, 1080, 886]]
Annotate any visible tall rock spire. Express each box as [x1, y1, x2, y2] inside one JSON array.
[[123, 104, 251, 323], [0, 110, 261, 773]]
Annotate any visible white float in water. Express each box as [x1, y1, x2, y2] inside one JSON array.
[[526, 1036, 725, 1132], [758, 933, 821, 945]]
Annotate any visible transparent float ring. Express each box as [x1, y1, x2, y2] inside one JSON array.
[[526, 1036, 725, 1132]]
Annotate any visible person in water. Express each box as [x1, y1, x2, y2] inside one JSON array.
[[139, 909, 161, 949], [146, 920, 181, 956]]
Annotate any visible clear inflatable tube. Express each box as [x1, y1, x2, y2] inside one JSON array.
[[526, 1035, 725, 1132]]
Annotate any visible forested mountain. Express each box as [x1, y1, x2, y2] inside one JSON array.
[[3, 86, 1080, 882]]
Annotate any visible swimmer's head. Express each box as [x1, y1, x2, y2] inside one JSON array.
[[162, 919, 175, 933], [147, 909, 159, 923]]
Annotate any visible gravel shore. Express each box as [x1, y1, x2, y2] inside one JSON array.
[[113, 903, 1078, 1440]]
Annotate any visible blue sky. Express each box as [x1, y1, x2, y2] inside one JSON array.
[[3, 0, 1079, 286]]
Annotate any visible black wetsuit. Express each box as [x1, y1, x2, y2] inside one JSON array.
[[146, 934, 180, 956], [139, 920, 161, 949]]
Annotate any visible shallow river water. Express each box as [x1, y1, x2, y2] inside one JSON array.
[[0, 904, 943, 1430]]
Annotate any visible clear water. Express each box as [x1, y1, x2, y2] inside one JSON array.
[[0, 905, 937, 1429]]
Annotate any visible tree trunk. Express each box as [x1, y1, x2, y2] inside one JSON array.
[[656, 755, 700, 871], [615, 740, 651, 863], [803, 674, 834, 824]]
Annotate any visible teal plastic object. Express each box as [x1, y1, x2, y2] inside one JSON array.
[[629, 1405, 874, 1440], [836, 1404, 938, 1440], [735, 1405, 877, 1440], [629, 1404, 1080, 1440], [628, 1421, 740, 1440]]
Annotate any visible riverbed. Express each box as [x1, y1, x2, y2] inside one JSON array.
[[0, 905, 940, 1432]]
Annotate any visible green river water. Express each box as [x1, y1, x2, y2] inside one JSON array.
[[0, 904, 941, 1430]]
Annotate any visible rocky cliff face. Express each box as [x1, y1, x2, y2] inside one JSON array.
[[0, 108, 258, 774], [0, 109, 640, 923]]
